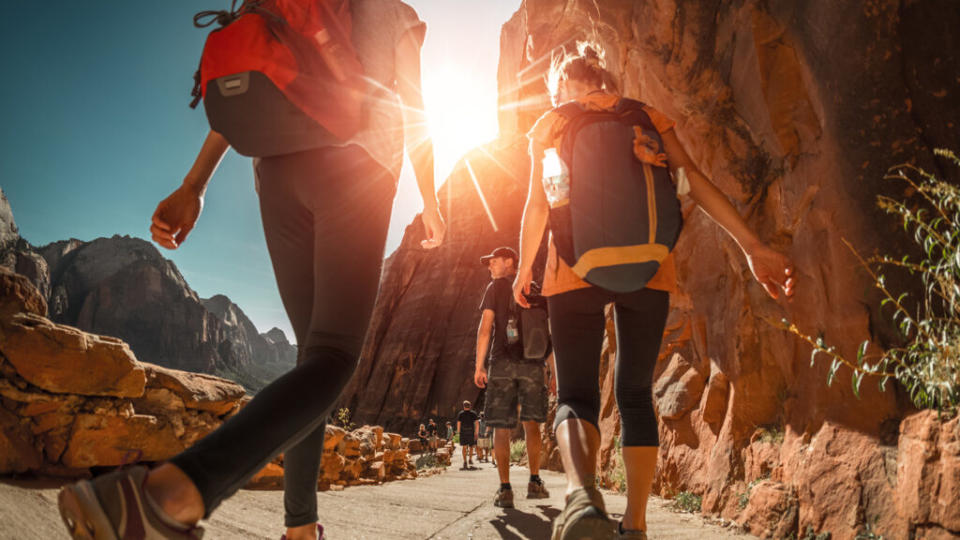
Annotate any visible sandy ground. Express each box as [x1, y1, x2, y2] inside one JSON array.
[[0, 451, 756, 539]]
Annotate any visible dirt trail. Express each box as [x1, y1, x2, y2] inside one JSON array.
[[0, 452, 755, 539]]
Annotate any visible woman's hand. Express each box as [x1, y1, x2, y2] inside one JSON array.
[[512, 266, 534, 308], [745, 243, 796, 300], [420, 205, 446, 249], [150, 184, 203, 250]]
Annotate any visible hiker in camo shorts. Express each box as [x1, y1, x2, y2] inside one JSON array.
[[474, 246, 551, 509]]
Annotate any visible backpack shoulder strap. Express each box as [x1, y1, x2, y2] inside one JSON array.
[[555, 101, 586, 121], [614, 98, 657, 133]]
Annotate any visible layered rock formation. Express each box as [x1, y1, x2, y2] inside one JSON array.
[[0, 267, 246, 475], [0, 192, 295, 392], [0, 267, 425, 489], [345, 1, 960, 538]]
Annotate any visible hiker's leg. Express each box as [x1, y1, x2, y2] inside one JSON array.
[[521, 421, 542, 476], [517, 361, 548, 476], [154, 146, 395, 524], [547, 287, 608, 495], [613, 288, 669, 532], [493, 428, 511, 483], [486, 363, 520, 483]]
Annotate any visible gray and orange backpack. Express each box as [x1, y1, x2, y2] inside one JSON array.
[[549, 97, 683, 293]]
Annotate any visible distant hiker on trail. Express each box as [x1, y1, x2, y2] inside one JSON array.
[[417, 424, 429, 451], [456, 400, 479, 469], [57, 2, 445, 540], [474, 246, 552, 509], [514, 42, 795, 540], [426, 418, 439, 452], [446, 421, 454, 442], [476, 411, 490, 463]]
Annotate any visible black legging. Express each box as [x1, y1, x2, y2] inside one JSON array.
[[547, 286, 669, 447], [170, 144, 396, 526]]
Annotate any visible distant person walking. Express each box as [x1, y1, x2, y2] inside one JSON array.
[[57, 2, 444, 540], [417, 424, 429, 451], [514, 42, 795, 540], [476, 412, 490, 462], [456, 400, 479, 469], [426, 418, 439, 452], [445, 421, 454, 442], [474, 246, 551, 509]]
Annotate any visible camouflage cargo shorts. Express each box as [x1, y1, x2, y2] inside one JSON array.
[[484, 360, 548, 428]]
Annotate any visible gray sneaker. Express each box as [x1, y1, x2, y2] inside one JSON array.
[[551, 487, 616, 540], [493, 487, 515, 508], [58, 465, 204, 539]]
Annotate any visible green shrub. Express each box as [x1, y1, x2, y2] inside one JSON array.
[[671, 491, 702, 513], [780, 149, 960, 413], [415, 453, 441, 469], [510, 439, 526, 462], [334, 407, 355, 430]]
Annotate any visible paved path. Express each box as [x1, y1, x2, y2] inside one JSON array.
[[0, 452, 755, 539]]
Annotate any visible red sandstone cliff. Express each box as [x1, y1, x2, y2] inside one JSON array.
[[344, 1, 960, 538]]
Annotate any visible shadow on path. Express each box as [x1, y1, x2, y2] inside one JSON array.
[[489, 506, 557, 540]]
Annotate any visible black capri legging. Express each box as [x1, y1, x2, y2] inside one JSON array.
[[548, 286, 669, 447], [170, 145, 396, 526]]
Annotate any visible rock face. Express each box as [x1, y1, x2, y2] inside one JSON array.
[[345, 1, 960, 538], [201, 295, 297, 387], [338, 138, 539, 434]]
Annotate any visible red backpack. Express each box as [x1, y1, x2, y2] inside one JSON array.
[[189, 0, 366, 157]]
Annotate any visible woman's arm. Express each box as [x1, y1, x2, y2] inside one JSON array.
[[150, 130, 230, 250], [661, 129, 795, 299], [395, 28, 445, 249], [513, 140, 551, 307]]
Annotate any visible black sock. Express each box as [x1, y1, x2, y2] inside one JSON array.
[[530, 474, 542, 484], [500, 482, 512, 491]]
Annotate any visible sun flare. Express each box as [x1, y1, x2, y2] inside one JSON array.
[[422, 64, 500, 179]]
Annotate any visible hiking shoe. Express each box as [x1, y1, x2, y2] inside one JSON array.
[[527, 478, 550, 499], [617, 521, 647, 539], [58, 465, 204, 539], [551, 487, 615, 540], [493, 487, 515, 508], [280, 524, 325, 540]]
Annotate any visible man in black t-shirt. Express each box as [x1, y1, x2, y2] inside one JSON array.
[[474, 246, 550, 508], [456, 401, 479, 469]]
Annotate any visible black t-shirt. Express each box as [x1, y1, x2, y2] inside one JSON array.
[[457, 410, 478, 434], [479, 276, 523, 363], [426, 423, 438, 436]]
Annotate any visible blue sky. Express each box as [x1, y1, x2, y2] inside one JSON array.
[[0, 1, 519, 342]]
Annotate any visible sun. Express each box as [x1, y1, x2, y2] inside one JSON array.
[[422, 64, 500, 180]]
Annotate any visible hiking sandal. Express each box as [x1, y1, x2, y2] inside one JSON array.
[[58, 465, 204, 539], [551, 487, 616, 540]]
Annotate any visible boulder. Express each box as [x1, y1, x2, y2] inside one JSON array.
[[0, 313, 145, 398], [740, 480, 799, 539], [0, 266, 46, 318], [61, 414, 185, 468], [142, 363, 245, 416]]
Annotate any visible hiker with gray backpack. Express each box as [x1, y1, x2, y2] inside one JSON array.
[[474, 246, 553, 508], [513, 43, 796, 540], [57, 1, 443, 539]]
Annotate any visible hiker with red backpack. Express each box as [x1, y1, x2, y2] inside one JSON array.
[[513, 43, 796, 540], [57, 1, 443, 540]]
